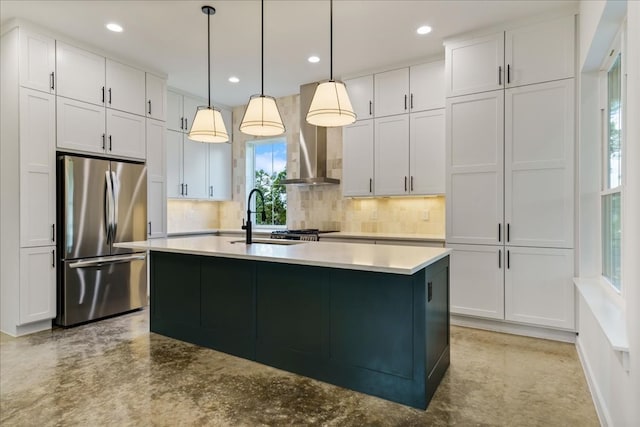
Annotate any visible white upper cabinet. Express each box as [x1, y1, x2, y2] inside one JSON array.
[[505, 247, 574, 329], [374, 68, 409, 117], [182, 139, 208, 199], [106, 59, 145, 116], [106, 109, 146, 160], [504, 79, 574, 248], [345, 75, 374, 120], [56, 96, 106, 154], [147, 119, 167, 238], [375, 115, 410, 195], [208, 143, 232, 201], [410, 61, 445, 112], [342, 120, 374, 197], [182, 95, 202, 133], [19, 30, 55, 94], [166, 131, 184, 198], [505, 15, 575, 88], [445, 32, 504, 98], [167, 90, 184, 131], [56, 42, 105, 106], [19, 89, 56, 248], [410, 109, 445, 195], [446, 90, 504, 245], [146, 73, 167, 121]]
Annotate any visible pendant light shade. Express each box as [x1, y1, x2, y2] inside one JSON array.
[[306, 0, 356, 127], [239, 0, 285, 136], [188, 5, 229, 143], [189, 106, 229, 143], [240, 95, 285, 136]]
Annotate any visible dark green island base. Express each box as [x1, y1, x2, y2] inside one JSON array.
[[150, 251, 450, 410]]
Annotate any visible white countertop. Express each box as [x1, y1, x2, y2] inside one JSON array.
[[322, 231, 445, 242], [117, 236, 450, 275]]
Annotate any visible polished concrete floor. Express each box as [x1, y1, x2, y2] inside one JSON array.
[[1, 310, 598, 426]]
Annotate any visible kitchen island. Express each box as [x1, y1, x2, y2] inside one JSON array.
[[116, 236, 451, 409]]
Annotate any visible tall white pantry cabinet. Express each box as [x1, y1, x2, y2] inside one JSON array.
[[445, 14, 576, 333]]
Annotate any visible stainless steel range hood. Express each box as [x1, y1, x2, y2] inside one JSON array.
[[281, 83, 340, 185]]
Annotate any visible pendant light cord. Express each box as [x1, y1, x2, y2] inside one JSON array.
[[207, 9, 211, 107], [261, 0, 264, 96], [330, 0, 333, 81]]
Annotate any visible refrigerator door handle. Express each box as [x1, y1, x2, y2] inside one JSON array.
[[104, 171, 114, 244], [68, 254, 146, 269], [110, 171, 119, 242]]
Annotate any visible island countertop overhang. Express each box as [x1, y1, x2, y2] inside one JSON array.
[[115, 236, 451, 275]]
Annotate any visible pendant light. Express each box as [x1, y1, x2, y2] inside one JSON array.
[[239, 0, 285, 136], [305, 0, 356, 127], [188, 5, 229, 143]]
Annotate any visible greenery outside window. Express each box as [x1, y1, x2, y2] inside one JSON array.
[[246, 139, 287, 227], [601, 45, 623, 292]]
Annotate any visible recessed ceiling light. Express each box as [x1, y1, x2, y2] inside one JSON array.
[[308, 56, 320, 63], [416, 25, 432, 35], [106, 23, 123, 33], [228, 76, 240, 83]]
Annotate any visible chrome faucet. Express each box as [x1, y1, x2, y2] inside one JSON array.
[[242, 188, 267, 244]]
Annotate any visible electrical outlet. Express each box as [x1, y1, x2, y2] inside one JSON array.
[[371, 210, 378, 220], [422, 210, 430, 221]]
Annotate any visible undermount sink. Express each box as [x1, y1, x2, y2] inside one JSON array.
[[229, 238, 307, 246]]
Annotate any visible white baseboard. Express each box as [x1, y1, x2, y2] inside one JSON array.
[[576, 337, 611, 427], [451, 314, 576, 343], [8, 319, 52, 337]]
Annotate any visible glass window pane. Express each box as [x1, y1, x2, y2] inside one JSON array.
[[602, 192, 621, 290], [607, 54, 622, 189], [247, 139, 287, 226]]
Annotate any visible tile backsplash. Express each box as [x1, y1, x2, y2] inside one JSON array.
[[168, 92, 445, 235]]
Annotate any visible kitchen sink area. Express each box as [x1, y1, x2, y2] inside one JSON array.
[[229, 238, 307, 245]]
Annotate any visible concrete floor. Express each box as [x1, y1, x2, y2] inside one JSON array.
[[1, 310, 599, 426]]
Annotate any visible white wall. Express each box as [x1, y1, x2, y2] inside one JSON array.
[[577, 1, 640, 425]]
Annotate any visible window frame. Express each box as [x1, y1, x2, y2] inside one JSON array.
[[245, 138, 288, 229]]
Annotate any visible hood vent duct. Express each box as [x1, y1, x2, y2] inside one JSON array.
[[281, 82, 340, 185]]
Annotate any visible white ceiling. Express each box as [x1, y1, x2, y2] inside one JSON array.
[[1, 0, 577, 108]]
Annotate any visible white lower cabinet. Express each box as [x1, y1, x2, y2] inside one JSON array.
[[19, 246, 56, 325], [448, 244, 505, 320], [505, 247, 574, 330]]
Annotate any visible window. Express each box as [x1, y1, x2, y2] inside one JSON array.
[[600, 42, 624, 291], [246, 139, 287, 227]]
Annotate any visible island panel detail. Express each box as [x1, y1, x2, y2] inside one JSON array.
[[149, 251, 449, 409]]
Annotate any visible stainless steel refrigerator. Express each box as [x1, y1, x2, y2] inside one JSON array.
[[56, 154, 147, 326]]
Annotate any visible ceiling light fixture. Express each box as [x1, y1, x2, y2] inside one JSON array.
[[308, 56, 320, 63], [306, 0, 355, 127], [239, 0, 285, 137], [228, 76, 240, 83], [417, 25, 432, 35], [106, 23, 123, 33], [188, 6, 229, 143]]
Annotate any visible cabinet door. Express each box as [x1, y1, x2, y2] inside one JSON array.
[[375, 115, 410, 195], [182, 95, 203, 133], [410, 61, 445, 112], [410, 109, 445, 195], [56, 42, 105, 106], [166, 131, 184, 198], [182, 139, 208, 199], [445, 32, 504, 97], [167, 90, 184, 132], [19, 89, 56, 247], [505, 80, 574, 248], [505, 15, 575, 88], [19, 29, 55, 94], [208, 143, 232, 200], [505, 247, 574, 330], [345, 75, 374, 120], [448, 244, 504, 320], [106, 59, 145, 116], [106, 109, 146, 160], [147, 119, 167, 238], [446, 90, 504, 245], [342, 120, 374, 197], [19, 246, 56, 324], [374, 68, 409, 117], [56, 97, 106, 154], [146, 73, 167, 121]]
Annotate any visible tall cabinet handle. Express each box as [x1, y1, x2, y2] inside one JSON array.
[[52, 249, 55, 268], [51, 224, 55, 242], [148, 100, 152, 115], [180, 183, 184, 196], [369, 178, 372, 193], [498, 66, 502, 85], [507, 223, 510, 242], [410, 94, 414, 109], [507, 64, 511, 84], [102, 133, 106, 150], [108, 88, 112, 104], [109, 135, 112, 151], [410, 176, 414, 192], [498, 249, 502, 269], [102, 86, 105, 103], [185, 184, 188, 196], [369, 101, 372, 116], [148, 221, 152, 235], [404, 94, 408, 110], [50, 72, 55, 90], [498, 223, 502, 242], [404, 176, 408, 191], [507, 250, 511, 269]]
